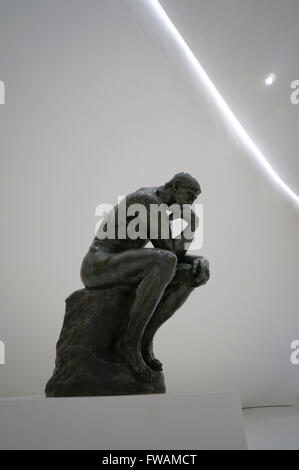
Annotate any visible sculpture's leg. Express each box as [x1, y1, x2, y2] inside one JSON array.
[[81, 246, 178, 382], [142, 259, 209, 371], [118, 253, 177, 382], [141, 263, 193, 371]]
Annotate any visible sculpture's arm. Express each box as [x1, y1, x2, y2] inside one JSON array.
[[145, 201, 199, 261], [168, 207, 199, 261], [171, 207, 204, 271], [150, 232, 185, 258]]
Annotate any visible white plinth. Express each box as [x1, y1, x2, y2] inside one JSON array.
[[0, 392, 247, 450]]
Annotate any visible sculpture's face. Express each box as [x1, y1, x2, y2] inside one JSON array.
[[173, 184, 200, 206]]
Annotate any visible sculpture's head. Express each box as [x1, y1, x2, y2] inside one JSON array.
[[164, 172, 201, 206]]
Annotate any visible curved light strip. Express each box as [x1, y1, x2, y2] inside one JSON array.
[[147, 0, 299, 209]]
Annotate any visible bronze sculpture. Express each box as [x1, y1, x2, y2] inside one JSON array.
[[46, 173, 210, 396]]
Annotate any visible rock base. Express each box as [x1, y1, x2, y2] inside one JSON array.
[[45, 287, 165, 397]]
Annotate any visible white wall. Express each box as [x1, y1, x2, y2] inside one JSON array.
[[0, 0, 298, 406]]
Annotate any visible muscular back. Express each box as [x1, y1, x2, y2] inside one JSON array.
[[94, 187, 167, 253]]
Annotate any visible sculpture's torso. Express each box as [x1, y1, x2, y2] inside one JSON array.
[[94, 186, 162, 252]]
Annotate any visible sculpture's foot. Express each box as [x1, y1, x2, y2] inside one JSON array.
[[129, 354, 159, 383], [143, 348, 163, 372], [116, 341, 159, 383]]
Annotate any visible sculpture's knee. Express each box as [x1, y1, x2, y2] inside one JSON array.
[[193, 257, 210, 287], [80, 254, 89, 287], [199, 257, 210, 284], [80, 251, 99, 288]]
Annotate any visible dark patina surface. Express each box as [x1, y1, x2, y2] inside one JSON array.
[[46, 173, 210, 396]]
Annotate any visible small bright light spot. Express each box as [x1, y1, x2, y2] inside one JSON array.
[[264, 73, 276, 86]]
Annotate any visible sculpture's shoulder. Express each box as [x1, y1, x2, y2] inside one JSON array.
[[127, 187, 160, 207]]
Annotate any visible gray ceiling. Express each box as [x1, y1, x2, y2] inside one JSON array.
[[161, 0, 299, 195]]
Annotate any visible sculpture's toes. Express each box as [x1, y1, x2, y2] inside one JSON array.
[[148, 357, 163, 372], [135, 360, 159, 383], [144, 351, 163, 371], [127, 353, 159, 383]]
